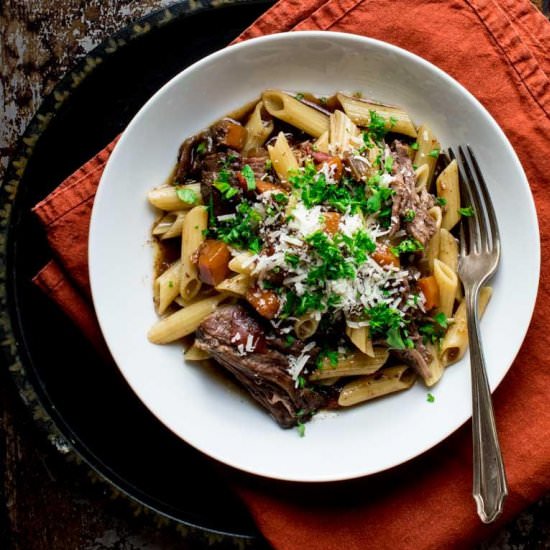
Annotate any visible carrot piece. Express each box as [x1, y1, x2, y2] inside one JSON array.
[[327, 156, 343, 180], [372, 246, 400, 268], [323, 211, 341, 235], [256, 180, 286, 194], [315, 155, 343, 180], [223, 123, 248, 150], [197, 240, 231, 286], [418, 276, 440, 310], [246, 287, 280, 320]]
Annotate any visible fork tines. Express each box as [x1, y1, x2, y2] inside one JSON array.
[[448, 146, 500, 258]]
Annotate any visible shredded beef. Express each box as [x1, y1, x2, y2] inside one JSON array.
[[195, 304, 327, 428], [389, 141, 437, 246]]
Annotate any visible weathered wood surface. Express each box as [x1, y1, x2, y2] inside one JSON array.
[[1, 1, 549, 549]]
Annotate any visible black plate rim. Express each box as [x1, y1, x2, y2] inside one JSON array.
[[0, 0, 274, 544]]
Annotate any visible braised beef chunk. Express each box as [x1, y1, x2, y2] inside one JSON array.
[[199, 152, 243, 216], [390, 324, 432, 380], [390, 140, 437, 246], [195, 304, 327, 428]]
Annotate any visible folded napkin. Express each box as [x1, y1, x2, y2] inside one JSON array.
[[32, 0, 550, 548]]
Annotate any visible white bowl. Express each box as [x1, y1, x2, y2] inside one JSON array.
[[89, 31, 539, 482]]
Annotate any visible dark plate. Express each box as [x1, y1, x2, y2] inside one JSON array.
[[0, 0, 275, 543]]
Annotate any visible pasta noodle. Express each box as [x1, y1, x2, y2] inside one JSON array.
[[262, 90, 329, 137], [338, 366, 417, 406], [414, 125, 440, 189], [294, 313, 320, 340], [267, 132, 299, 181], [345, 325, 374, 357], [148, 293, 229, 344], [440, 287, 492, 366], [180, 205, 207, 301], [336, 93, 417, 137], [215, 273, 252, 296], [433, 258, 458, 318], [436, 160, 461, 230], [309, 348, 389, 380], [148, 183, 202, 211], [242, 101, 274, 154], [154, 260, 181, 315]]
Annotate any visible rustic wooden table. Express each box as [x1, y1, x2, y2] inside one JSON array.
[[1, 1, 549, 548]]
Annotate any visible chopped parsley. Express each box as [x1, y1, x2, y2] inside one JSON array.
[[367, 110, 388, 142], [410, 142, 419, 151], [458, 206, 475, 217], [389, 116, 398, 128], [265, 159, 272, 171], [175, 187, 198, 205], [419, 313, 448, 345], [384, 155, 394, 174], [284, 252, 300, 268], [168, 280, 174, 288], [214, 169, 239, 199], [427, 393, 435, 403], [316, 348, 339, 369], [403, 209, 416, 222], [435, 197, 447, 207], [210, 201, 262, 252], [295, 92, 305, 101], [241, 164, 256, 190], [366, 303, 411, 350], [390, 238, 424, 256], [428, 148, 440, 158], [297, 421, 306, 437], [196, 142, 206, 155]]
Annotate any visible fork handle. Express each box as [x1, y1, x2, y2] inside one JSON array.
[[465, 285, 508, 523]]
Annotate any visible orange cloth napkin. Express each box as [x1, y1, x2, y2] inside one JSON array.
[[32, 0, 550, 548]]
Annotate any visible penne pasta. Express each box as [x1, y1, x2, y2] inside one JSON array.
[[310, 348, 389, 380], [424, 206, 442, 272], [155, 260, 181, 315], [438, 228, 459, 272], [228, 251, 257, 275], [148, 183, 202, 211], [415, 164, 430, 191], [329, 110, 360, 154], [433, 258, 458, 318], [242, 101, 274, 154], [338, 366, 417, 406], [215, 273, 252, 296], [422, 343, 444, 387], [414, 125, 440, 189], [153, 211, 187, 240], [262, 90, 329, 137], [180, 205, 208, 301], [294, 313, 320, 340], [440, 287, 492, 366], [345, 325, 374, 357], [267, 132, 299, 182], [184, 343, 211, 361], [336, 93, 417, 137], [436, 160, 461, 230], [314, 130, 330, 153], [148, 293, 229, 344]]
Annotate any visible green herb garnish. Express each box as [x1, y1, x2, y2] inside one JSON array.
[[427, 393, 435, 403], [458, 206, 475, 217], [241, 164, 256, 190], [428, 148, 440, 158], [175, 187, 198, 205], [390, 238, 424, 256]]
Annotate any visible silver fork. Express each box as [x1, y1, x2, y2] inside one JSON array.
[[449, 145, 508, 523]]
